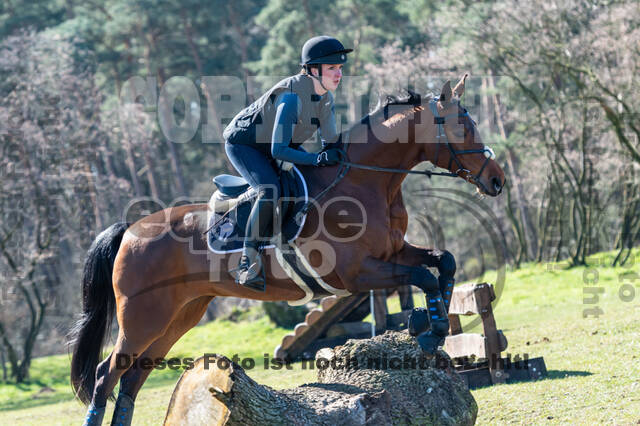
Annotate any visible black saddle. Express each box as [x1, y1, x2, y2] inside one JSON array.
[[207, 166, 308, 254], [212, 174, 250, 198]]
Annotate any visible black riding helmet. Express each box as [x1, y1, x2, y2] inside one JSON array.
[[300, 35, 353, 65]]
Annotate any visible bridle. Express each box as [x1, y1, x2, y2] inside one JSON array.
[[324, 98, 496, 190], [208, 93, 500, 234], [299, 96, 499, 218], [427, 98, 497, 195]]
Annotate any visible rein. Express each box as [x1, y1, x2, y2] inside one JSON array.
[[311, 98, 495, 205], [337, 160, 458, 178]]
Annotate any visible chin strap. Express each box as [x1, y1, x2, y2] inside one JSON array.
[[308, 71, 329, 93]]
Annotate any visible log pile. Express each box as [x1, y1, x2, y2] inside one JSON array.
[[164, 331, 477, 425]]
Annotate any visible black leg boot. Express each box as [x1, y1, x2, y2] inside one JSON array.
[[233, 189, 275, 291], [416, 291, 450, 355], [439, 275, 455, 314], [436, 250, 456, 314], [406, 268, 450, 354], [110, 392, 135, 426], [82, 404, 106, 426]]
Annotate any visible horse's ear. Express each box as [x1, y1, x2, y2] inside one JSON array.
[[439, 81, 453, 103], [453, 73, 469, 98]]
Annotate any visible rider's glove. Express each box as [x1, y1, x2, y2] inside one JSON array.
[[315, 148, 342, 167]]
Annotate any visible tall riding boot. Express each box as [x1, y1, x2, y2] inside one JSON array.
[[234, 191, 275, 291], [416, 291, 450, 354]]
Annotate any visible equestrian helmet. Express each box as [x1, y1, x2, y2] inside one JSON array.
[[300, 35, 352, 65]]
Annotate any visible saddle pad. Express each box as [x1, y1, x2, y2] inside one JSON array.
[[274, 239, 351, 306], [207, 166, 308, 254]]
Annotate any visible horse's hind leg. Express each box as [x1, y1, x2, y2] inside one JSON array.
[[109, 296, 214, 426], [84, 294, 180, 425], [83, 333, 157, 426]]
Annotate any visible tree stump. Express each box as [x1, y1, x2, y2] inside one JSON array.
[[164, 331, 477, 425]]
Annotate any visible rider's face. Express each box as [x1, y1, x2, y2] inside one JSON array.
[[319, 63, 343, 91]]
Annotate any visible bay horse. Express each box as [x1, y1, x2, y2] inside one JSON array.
[[71, 76, 505, 425]]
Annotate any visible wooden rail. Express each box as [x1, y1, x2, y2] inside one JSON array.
[[444, 282, 508, 384], [275, 282, 545, 388]]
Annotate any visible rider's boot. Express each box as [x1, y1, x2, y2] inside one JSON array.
[[231, 189, 274, 292], [235, 245, 265, 291]]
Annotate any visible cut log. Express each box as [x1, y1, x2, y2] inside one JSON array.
[[305, 309, 323, 324], [165, 332, 477, 425], [320, 296, 338, 311]]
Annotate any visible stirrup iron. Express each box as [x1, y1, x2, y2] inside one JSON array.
[[232, 253, 266, 292]]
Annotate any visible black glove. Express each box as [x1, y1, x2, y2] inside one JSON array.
[[315, 148, 342, 167]]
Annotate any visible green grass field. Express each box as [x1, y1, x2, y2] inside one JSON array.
[[1, 249, 639, 424]]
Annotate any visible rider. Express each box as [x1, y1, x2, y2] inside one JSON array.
[[223, 35, 351, 290]]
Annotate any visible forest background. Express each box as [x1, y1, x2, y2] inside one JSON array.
[[0, 0, 638, 383]]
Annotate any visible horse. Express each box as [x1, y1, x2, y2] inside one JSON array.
[[70, 75, 505, 425]]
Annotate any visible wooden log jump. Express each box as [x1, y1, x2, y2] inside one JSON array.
[[164, 332, 478, 425], [275, 282, 546, 388]]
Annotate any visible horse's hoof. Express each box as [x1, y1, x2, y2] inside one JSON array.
[[408, 307, 430, 336], [82, 404, 106, 426], [417, 331, 446, 355]]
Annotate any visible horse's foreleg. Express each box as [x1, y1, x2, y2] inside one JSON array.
[[351, 256, 448, 354], [110, 296, 214, 426], [391, 242, 457, 312]]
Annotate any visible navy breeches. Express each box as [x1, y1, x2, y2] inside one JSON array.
[[225, 142, 280, 248], [225, 142, 281, 200]]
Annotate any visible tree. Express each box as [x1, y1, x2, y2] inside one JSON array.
[[0, 30, 114, 381]]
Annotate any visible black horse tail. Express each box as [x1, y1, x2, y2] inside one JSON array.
[[69, 222, 129, 405]]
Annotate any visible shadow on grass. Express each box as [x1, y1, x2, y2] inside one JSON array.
[[0, 368, 185, 413], [470, 369, 593, 390], [545, 369, 592, 379]]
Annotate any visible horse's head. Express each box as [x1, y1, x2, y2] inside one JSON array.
[[422, 75, 506, 196]]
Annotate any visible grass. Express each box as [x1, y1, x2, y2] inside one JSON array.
[[1, 249, 639, 424]]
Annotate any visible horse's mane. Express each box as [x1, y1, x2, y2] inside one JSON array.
[[356, 89, 433, 129]]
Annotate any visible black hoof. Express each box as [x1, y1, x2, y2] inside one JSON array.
[[408, 307, 430, 336], [417, 331, 446, 355]]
